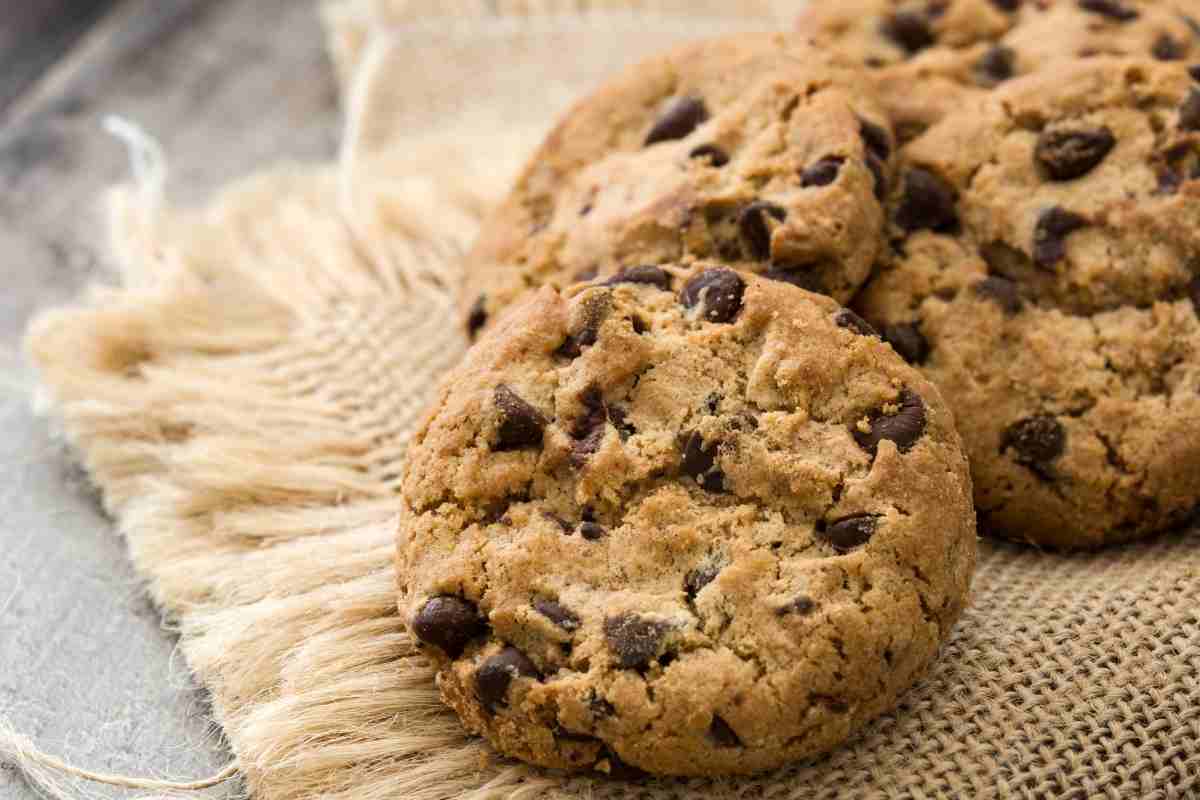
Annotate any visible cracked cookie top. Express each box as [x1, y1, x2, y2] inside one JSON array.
[[399, 268, 976, 777], [798, 0, 1200, 140], [855, 57, 1200, 548], [461, 33, 896, 339]]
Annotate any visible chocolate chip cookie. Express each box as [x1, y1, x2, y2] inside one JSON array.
[[799, 0, 1200, 141], [461, 33, 897, 339], [400, 267, 976, 776], [855, 57, 1200, 549]]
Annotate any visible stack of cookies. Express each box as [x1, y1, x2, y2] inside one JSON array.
[[396, 0, 1200, 780]]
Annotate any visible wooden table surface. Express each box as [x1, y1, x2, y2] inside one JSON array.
[[0, 2, 339, 796]]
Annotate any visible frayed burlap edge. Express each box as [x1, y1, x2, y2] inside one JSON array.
[[17, 3, 1200, 799]]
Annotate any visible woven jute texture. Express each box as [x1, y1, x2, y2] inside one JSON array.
[[25, 2, 1200, 798]]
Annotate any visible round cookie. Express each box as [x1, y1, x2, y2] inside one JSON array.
[[798, 0, 1200, 141], [400, 266, 976, 777], [855, 57, 1200, 549], [461, 33, 897, 339]]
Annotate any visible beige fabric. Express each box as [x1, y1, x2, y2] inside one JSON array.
[[24, 2, 1200, 798]]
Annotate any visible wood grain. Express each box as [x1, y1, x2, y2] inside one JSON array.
[[0, 0, 121, 117]]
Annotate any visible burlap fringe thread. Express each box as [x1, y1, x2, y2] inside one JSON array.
[[7, 2, 1200, 799]]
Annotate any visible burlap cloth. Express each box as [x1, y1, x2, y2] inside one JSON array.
[[22, 1, 1200, 798]]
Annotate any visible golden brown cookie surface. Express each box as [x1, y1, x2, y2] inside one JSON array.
[[401, 268, 976, 776]]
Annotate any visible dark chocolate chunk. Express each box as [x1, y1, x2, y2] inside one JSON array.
[[975, 45, 1015, 86], [835, 309, 880, 338], [412, 596, 487, 658], [776, 596, 817, 616], [699, 470, 725, 493], [819, 515, 880, 552], [1188, 277, 1200, 314], [974, 276, 1024, 314], [467, 295, 488, 340], [1033, 207, 1089, 268], [605, 265, 672, 291], [689, 144, 730, 167], [570, 386, 608, 465], [579, 521, 608, 541], [679, 430, 718, 477], [764, 266, 828, 294], [859, 117, 893, 161], [493, 385, 547, 451], [1077, 0, 1138, 21], [604, 614, 670, 670], [1181, 88, 1200, 130], [895, 168, 958, 232], [684, 564, 720, 601], [852, 389, 928, 456], [1002, 416, 1066, 471], [1035, 127, 1116, 180], [880, 11, 936, 55], [1190, 64, 1200, 82], [801, 156, 845, 188], [476, 646, 539, 709], [708, 716, 742, 748], [882, 322, 930, 365], [534, 599, 581, 631], [866, 154, 889, 200], [989, 0, 1020, 10], [738, 201, 787, 260], [681, 268, 746, 324], [1153, 33, 1186, 61], [607, 405, 636, 440], [645, 96, 709, 146]]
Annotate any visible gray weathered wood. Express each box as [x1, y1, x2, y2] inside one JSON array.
[[0, 1, 339, 796]]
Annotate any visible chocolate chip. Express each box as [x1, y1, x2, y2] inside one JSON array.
[[776, 596, 817, 616], [608, 405, 636, 440], [570, 387, 608, 465], [645, 96, 709, 146], [476, 646, 539, 709], [835, 309, 879, 338], [974, 276, 1024, 314], [708, 716, 742, 748], [801, 156, 845, 188], [684, 564, 719, 601], [604, 614, 669, 670], [1154, 33, 1186, 61], [681, 268, 746, 324], [882, 322, 930, 365], [467, 295, 488, 340], [605, 265, 672, 291], [1077, 0, 1138, 21], [1159, 168, 1185, 195], [880, 11, 936, 55], [534, 599, 581, 631], [599, 752, 649, 781], [976, 45, 1015, 86], [557, 293, 611, 359], [1181, 88, 1200, 130], [989, 0, 1020, 10], [866, 154, 889, 200], [689, 144, 730, 166], [631, 315, 649, 335], [763, 266, 827, 294], [493, 385, 546, 451], [738, 202, 787, 260], [543, 512, 574, 533], [859, 118, 893, 161], [1035, 127, 1116, 180], [895, 168, 958, 232], [589, 693, 616, 718], [852, 389, 928, 456], [412, 596, 487, 658], [1189, 277, 1200, 314], [699, 471, 725, 492], [1190, 64, 1200, 82], [819, 515, 879, 552], [705, 393, 722, 414], [679, 430, 722, 489], [1002, 416, 1066, 473], [579, 521, 607, 541], [1033, 207, 1089, 268]]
